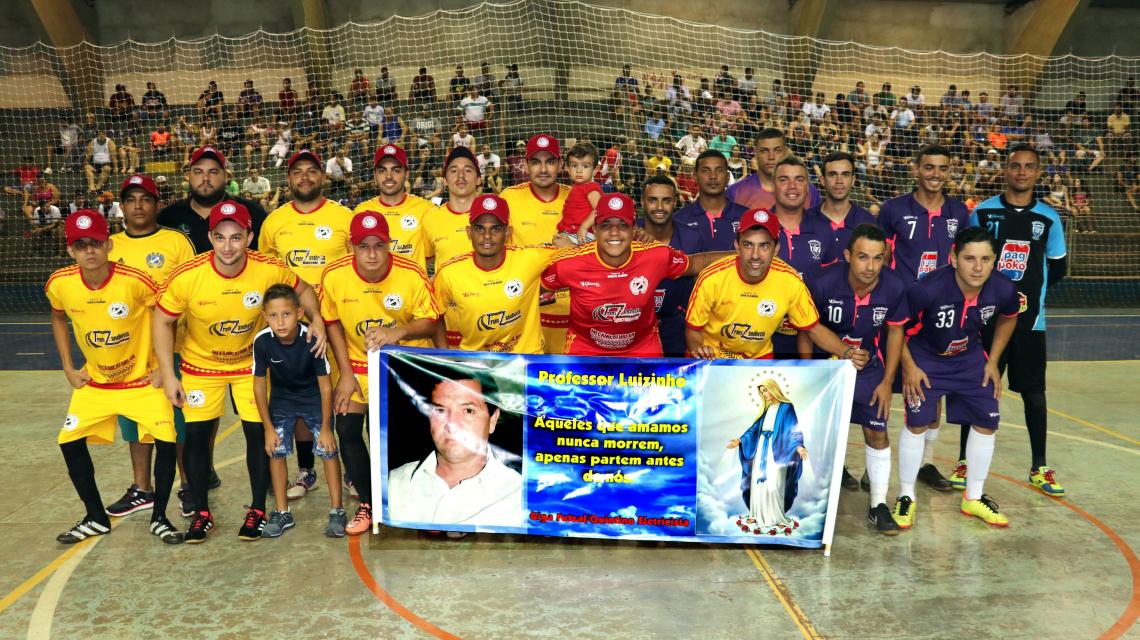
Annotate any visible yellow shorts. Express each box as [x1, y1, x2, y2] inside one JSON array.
[[59, 383, 176, 445], [350, 371, 370, 405], [541, 291, 569, 355], [181, 371, 258, 422]]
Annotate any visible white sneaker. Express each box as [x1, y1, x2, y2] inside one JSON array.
[[286, 468, 318, 500]]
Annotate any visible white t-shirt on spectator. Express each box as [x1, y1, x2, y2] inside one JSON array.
[[803, 101, 830, 122], [33, 205, 62, 226], [477, 152, 501, 174], [675, 134, 707, 160], [452, 132, 475, 149], [363, 104, 385, 127], [325, 157, 353, 180], [243, 176, 271, 196], [460, 96, 491, 124], [891, 108, 915, 129]]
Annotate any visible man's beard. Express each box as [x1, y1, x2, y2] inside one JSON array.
[[190, 185, 226, 208]]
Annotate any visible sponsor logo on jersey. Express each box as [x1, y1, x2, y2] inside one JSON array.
[[872, 306, 887, 325], [353, 318, 395, 336], [186, 390, 206, 408], [146, 252, 165, 268], [731, 220, 741, 233], [383, 293, 403, 310], [242, 291, 263, 309], [477, 310, 522, 331], [84, 330, 130, 348], [808, 239, 822, 260], [286, 249, 327, 267], [997, 240, 1030, 281], [979, 305, 996, 324], [108, 301, 129, 319], [588, 327, 636, 349], [391, 240, 414, 255], [630, 275, 649, 296], [400, 215, 417, 230], [719, 322, 766, 342], [606, 271, 628, 279], [315, 225, 333, 240], [208, 319, 257, 336], [591, 303, 642, 323], [946, 218, 959, 237], [756, 299, 777, 317], [578, 280, 600, 288], [1031, 220, 1045, 241], [654, 289, 665, 312], [504, 279, 523, 299], [917, 250, 939, 277], [940, 337, 969, 356]]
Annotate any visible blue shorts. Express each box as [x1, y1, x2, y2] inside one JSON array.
[[119, 354, 185, 444], [904, 354, 999, 429], [850, 367, 887, 432], [269, 407, 337, 460]]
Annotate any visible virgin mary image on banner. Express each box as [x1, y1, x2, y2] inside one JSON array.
[[726, 378, 806, 535]]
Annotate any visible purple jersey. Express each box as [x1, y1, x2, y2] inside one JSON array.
[[770, 212, 839, 356], [672, 199, 750, 251], [808, 263, 909, 373], [640, 220, 708, 357], [878, 193, 970, 281], [905, 266, 1020, 371], [804, 203, 878, 258], [726, 174, 822, 212]]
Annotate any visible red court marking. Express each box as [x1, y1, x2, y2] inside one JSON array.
[[348, 535, 462, 640]]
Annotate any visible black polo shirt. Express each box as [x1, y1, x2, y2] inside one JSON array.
[[157, 195, 268, 254]]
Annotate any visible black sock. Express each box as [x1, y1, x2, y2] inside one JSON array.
[[1023, 391, 1048, 470], [959, 423, 970, 461], [336, 413, 370, 504], [296, 430, 315, 471], [60, 439, 109, 525], [242, 420, 269, 511], [152, 440, 177, 520], [184, 420, 217, 514]]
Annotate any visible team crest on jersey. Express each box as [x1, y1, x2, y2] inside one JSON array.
[[315, 225, 333, 240], [1031, 221, 1045, 241], [808, 239, 822, 260], [63, 413, 79, 431], [400, 215, 417, 231], [146, 252, 165, 268], [107, 302, 129, 319], [731, 220, 740, 233], [979, 305, 996, 324], [997, 240, 1030, 281], [757, 299, 777, 317], [630, 276, 649, 296], [946, 219, 959, 237], [504, 279, 523, 299], [242, 291, 263, 309], [186, 390, 205, 408], [872, 306, 887, 325], [383, 293, 403, 310]]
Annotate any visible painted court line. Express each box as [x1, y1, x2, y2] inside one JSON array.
[[744, 547, 822, 640], [348, 535, 462, 640]]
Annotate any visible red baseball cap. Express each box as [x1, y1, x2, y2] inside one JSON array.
[[525, 134, 561, 159], [287, 149, 322, 170], [737, 208, 780, 240], [350, 210, 391, 244], [188, 145, 226, 169], [373, 144, 408, 169], [119, 174, 158, 200], [65, 210, 110, 245], [468, 194, 509, 225], [208, 201, 252, 231], [597, 193, 636, 226]]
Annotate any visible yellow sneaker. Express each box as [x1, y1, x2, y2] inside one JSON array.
[[948, 460, 967, 490], [1029, 466, 1065, 497], [891, 496, 916, 529], [960, 494, 1009, 527]]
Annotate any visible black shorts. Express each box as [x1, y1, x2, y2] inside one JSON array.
[[983, 327, 1046, 394]]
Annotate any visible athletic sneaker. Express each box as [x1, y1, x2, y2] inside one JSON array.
[[105, 485, 155, 517], [178, 487, 194, 518], [262, 510, 295, 538], [238, 507, 267, 540], [150, 517, 184, 545], [346, 503, 372, 536], [184, 512, 215, 544], [961, 493, 1010, 527], [208, 468, 222, 490], [840, 466, 859, 491], [56, 517, 111, 544], [867, 503, 901, 536], [859, 470, 870, 492], [1029, 466, 1066, 497], [326, 507, 347, 538], [918, 463, 956, 492], [948, 460, 968, 491], [891, 496, 916, 529], [286, 468, 318, 500]]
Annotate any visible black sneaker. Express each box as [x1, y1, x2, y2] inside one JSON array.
[[57, 517, 111, 544], [105, 484, 155, 517], [841, 466, 859, 491], [238, 507, 266, 541], [867, 503, 901, 536], [918, 463, 956, 492], [860, 470, 871, 492], [208, 468, 222, 490], [178, 488, 194, 518], [184, 512, 214, 544], [150, 517, 184, 545]]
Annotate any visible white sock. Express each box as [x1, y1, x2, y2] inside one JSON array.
[[897, 429, 925, 500], [865, 445, 891, 507], [964, 429, 996, 501], [922, 427, 940, 465]]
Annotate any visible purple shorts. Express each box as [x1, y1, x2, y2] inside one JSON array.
[[851, 367, 888, 431], [904, 353, 999, 429]]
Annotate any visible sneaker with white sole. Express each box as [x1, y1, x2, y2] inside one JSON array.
[[57, 517, 111, 544], [262, 510, 295, 538], [346, 503, 372, 536], [286, 468, 318, 500], [150, 517, 184, 545], [105, 484, 155, 517], [326, 507, 347, 538]]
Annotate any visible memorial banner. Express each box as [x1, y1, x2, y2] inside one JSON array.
[[369, 348, 855, 551]]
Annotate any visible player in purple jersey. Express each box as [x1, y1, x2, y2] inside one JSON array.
[[896, 227, 1019, 529], [807, 151, 878, 257], [806, 224, 907, 535], [726, 127, 822, 212], [672, 150, 749, 251]]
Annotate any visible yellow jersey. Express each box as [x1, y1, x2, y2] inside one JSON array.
[[353, 193, 434, 270], [685, 256, 820, 359], [433, 247, 553, 354], [157, 251, 299, 374], [259, 198, 353, 288], [45, 263, 159, 386], [422, 202, 474, 269], [108, 227, 195, 284], [319, 254, 439, 373], [499, 182, 570, 248]]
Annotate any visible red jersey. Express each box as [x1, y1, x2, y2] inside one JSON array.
[[558, 181, 603, 234], [541, 241, 689, 356]]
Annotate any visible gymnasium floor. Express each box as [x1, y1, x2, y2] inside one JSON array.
[[0, 311, 1137, 639]]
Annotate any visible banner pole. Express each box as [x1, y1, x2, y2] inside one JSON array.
[[819, 363, 856, 557], [368, 348, 381, 535]]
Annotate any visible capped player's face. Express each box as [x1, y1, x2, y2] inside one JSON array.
[[428, 379, 499, 466], [596, 218, 633, 263], [288, 159, 325, 201], [188, 159, 227, 201], [445, 158, 479, 197], [951, 240, 996, 290], [374, 160, 407, 196], [209, 221, 252, 266], [1005, 150, 1040, 194], [526, 151, 561, 188], [823, 160, 854, 201], [67, 238, 111, 270], [353, 236, 390, 275], [641, 184, 677, 226], [566, 157, 595, 184], [468, 214, 508, 258], [120, 189, 157, 230], [914, 154, 950, 194], [735, 229, 776, 282], [756, 137, 788, 178], [696, 157, 728, 196], [262, 297, 300, 340], [774, 164, 808, 210], [844, 238, 886, 287]]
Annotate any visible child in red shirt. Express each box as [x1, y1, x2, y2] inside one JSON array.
[[559, 143, 603, 244]]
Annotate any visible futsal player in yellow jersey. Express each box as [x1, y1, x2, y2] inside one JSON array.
[[154, 201, 326, 543], [353, 144, 434, 269], [686, 208, 869, 365], [321, 210, 439, 534], [106, 173, 195, 520], [432, 193, 551, 354], [47, 210, 182, 545], [499, 134, 572, 353], [423, 147, 483, 270]]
